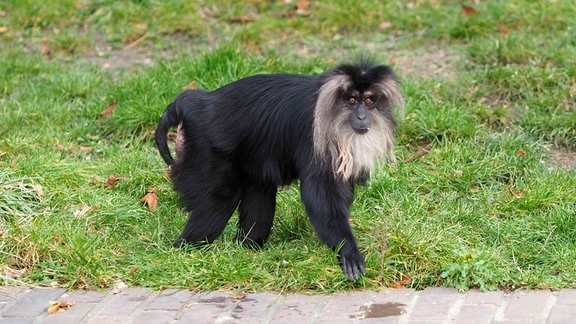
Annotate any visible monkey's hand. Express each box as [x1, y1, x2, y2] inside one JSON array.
[[338, 245, 366, 280]]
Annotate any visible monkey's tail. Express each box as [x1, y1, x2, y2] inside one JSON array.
[[155, 102, 180, 167]]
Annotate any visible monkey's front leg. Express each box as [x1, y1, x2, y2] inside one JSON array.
[[300, 175, 365, 280]]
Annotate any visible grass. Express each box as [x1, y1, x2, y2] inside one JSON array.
[[1, 0, 575, 292]]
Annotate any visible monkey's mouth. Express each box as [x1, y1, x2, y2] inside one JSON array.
[[353, 128, 369, 134]]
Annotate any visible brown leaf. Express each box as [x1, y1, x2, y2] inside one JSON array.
[[48, 301, 75, 314], [105, 174, 123, 188], [40, 43, 52, 57], [516, 149, 526, 157], [461, 5, 478, 17], [140, 188, 158, 211], [0, 26, 8, 33], [295, 0, 310, 10], [228, 13, 258, 24], [182, 80, 198, 91], [133, 22, 148, 30], [73, 203, 97, 217], [390, 275, 411, 288], [99, 102, 117, 120], [405, 144, 432, 163], [232, 292, 247, 301]]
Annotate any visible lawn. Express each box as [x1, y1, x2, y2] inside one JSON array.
[[1, 0, 575, 292]]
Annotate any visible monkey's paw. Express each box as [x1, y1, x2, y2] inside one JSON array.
[[338, 248, 366, 280]]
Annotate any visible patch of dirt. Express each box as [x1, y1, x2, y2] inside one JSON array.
[[389, 47, 461, 80], [547, 146, 576, 171]]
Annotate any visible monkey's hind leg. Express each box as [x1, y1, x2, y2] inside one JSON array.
[[237, 184, 277, 249], [173, 171, 241, 248]]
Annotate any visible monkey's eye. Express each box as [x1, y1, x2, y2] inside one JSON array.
[[348, 97, 357, 105], [364, 98, 374, 105]]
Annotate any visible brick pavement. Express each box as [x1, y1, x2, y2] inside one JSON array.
[[1, 286, 575, 323]]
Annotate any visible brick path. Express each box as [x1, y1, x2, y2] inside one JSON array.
[[1, 286, 575, 323]]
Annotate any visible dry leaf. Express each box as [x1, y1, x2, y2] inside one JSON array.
[[0, 26, 8, 33], [48, 301, 75, 314], [461, 5, 478, 17], [32, 184, 44, 198], [508, 188, 526, 199], [99, 102, 117, 120], [140, 188, 158, 211], [40, 43, 52, 57], [390, 275, 411, 288], [295, 0, 310, 10], [133, 22, 149, 30], [516, 149, 526, 157], [105, 174, 123, 188], [232, 292, 247, 301], [2, 266, 26, 279], [379, 22, 392, 29], [405, 143, 432, 163], [73, 204, 92, 217], [228, 13, 258, 24], [112, 279, 127, 294], [182, 80, 198, 91]]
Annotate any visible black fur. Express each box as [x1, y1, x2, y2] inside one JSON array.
[[155, 62, 401, 280]]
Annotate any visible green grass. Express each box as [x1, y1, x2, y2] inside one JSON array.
[[1, 0, 575, 292]]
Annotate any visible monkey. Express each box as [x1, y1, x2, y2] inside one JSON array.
[[155, 59, 403, 280]]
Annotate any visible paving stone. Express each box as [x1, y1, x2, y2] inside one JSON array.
[[1, 288, 66, 319], [556, 289, 576, 305], [463, 289, 506, 305], [178, 303, 235, 324], [131, 310, 179, 324], [42, 302, 98, 324], [499, 290, 556, 322], [88, 288, 152, 318], [231, 293, 279, 320], [145, 289, 196, 311], [453, 304, 497, 324], [546, 304, 576, 323], [0, 287, 30, 302], [61, 290, 108, 303], [408, 287, 459, 320], [271, 294, 328, 321], [319, 291, 373, 320]]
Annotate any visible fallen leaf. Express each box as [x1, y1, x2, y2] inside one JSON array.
[[295, 0, 310, 10], [405, 143, 432, 163], [74, 204, 92, 217], [508, 188, 526, 199], [379, 22, 392, 29], [2, 266, 26, 279], [0, 26, 8, 33], [182, 80, 197, 91], [105, 174, 123, 188], [390, 275, 411, 288], [133, 22, 148, 30], [232, 292, 246, 301], [112, 279, 127, 294], [40, 43, 52, 57], [569, 84, 576, 96], [228, 13, 258, 24], [48, 301, 75, 314], [516, 149, 526, 157], [140, 188, 158, 211], [461, 5, 478, 17], [99, 102, 117, 120], [32, 184, 44, 198]]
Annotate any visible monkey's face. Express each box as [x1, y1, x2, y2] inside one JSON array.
[[344, 90, 378, 134]]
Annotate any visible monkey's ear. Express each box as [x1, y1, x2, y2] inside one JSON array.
[[378, 72, 404, 118]]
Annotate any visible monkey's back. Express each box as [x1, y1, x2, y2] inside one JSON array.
[[179, 74, 322, 186]]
